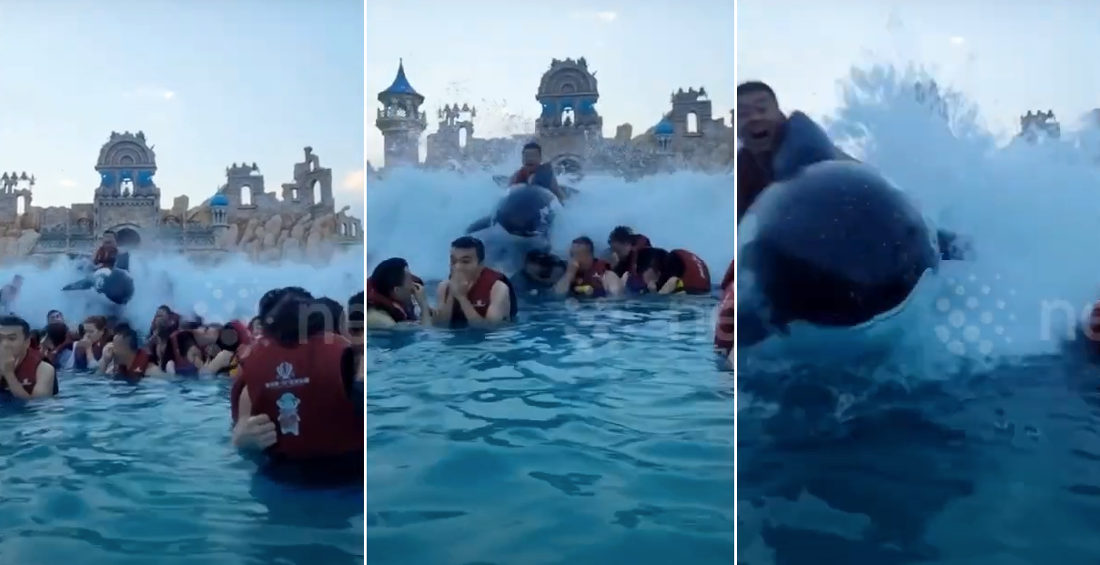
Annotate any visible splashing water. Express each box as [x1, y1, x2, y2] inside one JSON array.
[[739, 63, 1100, 565], [0, 250, 364, 328], [742, 64, 1100, 374], [366, 167, 734, 280]]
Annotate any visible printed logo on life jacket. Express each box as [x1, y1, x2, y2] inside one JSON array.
[[265, 361, 310, 388], [276, 392, 301, 436]]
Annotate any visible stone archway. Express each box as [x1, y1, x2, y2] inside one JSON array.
[[115, 227, 141, 248]]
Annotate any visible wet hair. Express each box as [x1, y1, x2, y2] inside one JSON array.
[[0, 315, 30, 338], [737, 80, 778, 103], [525, 249, 560, 268], [311, 297, 345, 335], [259, 287, 320, 347], [83, 315, 108, 332], [216, 324, 244, 352], [47, 309, 62, 319], [522, 141, 542, 155], [347, 291, 364, 335], [636, 247, 670, 274], [156, 305, 173, 316], [174, 330, 199, 359], [113, 323, 140, 352], [608, 226, 635, 245], [371, 257, 409, 297], [102, 230, 116, 237], [450, 236, 485, 263], [45, 322, 70, 346], [571, 236, 596, 253]]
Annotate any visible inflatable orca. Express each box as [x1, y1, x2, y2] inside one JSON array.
[[61, 251, 134, 306], [467, 184, 559, 239], [738, 113, 940, 346]]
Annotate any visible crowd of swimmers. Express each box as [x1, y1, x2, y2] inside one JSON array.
[[366, 224, 737, 355], [0, 284, 367, 483]]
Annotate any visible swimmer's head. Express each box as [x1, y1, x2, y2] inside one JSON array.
[[449, 236, 485, 280], [0, 315, 31, 358], [570, 236, 597, 271]]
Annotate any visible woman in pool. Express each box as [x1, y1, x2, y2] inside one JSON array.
[[74, 316, 111, 371], [626, 247, 713, 295]]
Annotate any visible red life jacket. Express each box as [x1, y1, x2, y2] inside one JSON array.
[[714, 285, 736, 354], [672, 249, 712, 294], [239, 334, 362, 459], [719, 258, 736, 292], [511, 164, 539, 185], [571, 259, 611, 298], [366, 279, 412, 322], [13, 348, 46, 395], [117, 349, 152, 378], [93, 243, 118, 268], [444, 267, 513, 327]]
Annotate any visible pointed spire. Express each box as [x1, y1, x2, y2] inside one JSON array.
[[379, 58, 422, 101]]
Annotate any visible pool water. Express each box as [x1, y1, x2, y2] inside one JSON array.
[[366, 297, 735, 565], [737, 356, 1100, 565], [0, 374, 364, 565]]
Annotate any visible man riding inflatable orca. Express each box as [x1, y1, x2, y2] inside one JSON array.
[[61, 230, 134, 306], [735, 81, 968, 348], [467, 142, 570, 239]]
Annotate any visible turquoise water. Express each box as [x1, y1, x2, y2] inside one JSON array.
[[0, 374, 364, 565], [737, 357, 1100, 564], [366, 297, 735, 565]]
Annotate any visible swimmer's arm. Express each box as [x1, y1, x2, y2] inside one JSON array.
[[601, 271, 624, 297], [203, 350, 233, 374], [365, 309, 397, 329], [658, 277, 681, 295], [551, 264, 576, 297], [96, 344, 114, 374], [144, 363, 166, 377], [165, 360, 176, 375], [433, 281, 454, 326], [30, 362, 55, 398], [482, 281, 512, 323]]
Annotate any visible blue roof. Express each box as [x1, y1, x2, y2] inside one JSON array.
[[210, 193, 229, 206], [654, 116, 675, 135], [380, 59, 420, 98]]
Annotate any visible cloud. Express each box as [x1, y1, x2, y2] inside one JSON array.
[[58, 179, 77, 188], [571, 10, 617, 23], [341, 169, 365, 193], [124, 87, 177, 101], [949, 36, 966, 46]]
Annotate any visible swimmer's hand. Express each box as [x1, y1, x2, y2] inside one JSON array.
[[234, 414, 277, 451], [448, 273, 473, 297], [411, 282, 428, 306]]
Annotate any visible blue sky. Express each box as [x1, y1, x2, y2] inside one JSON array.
[[0, 0, 364, 213], [365, 0, 735, 165], [737, 0, 1100, 139]]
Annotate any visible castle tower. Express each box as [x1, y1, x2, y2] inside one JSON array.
[[0, 172, 34, 226], [670, 87, 713, 136], [280, 146, 334, 210], [426, 103, 477, 167], [93, 131, 161, 241], [209, 191, 229, 227], [223, 162, 265, 208], [376, 60, 427, 168], [653, 116, 675, 152], [535, 57, 603, 140]]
